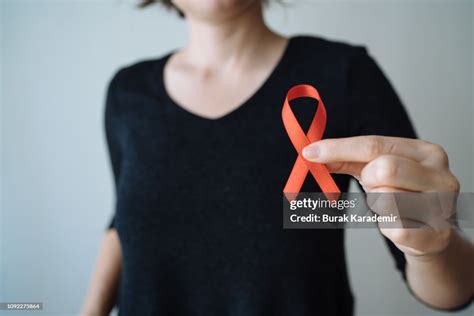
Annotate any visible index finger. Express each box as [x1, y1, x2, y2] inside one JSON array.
[[302, 136, 426, 163]]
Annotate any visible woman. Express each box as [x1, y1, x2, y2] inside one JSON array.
[[80, 1, 474, 315]]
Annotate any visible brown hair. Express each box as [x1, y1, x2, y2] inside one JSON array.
[[139, 1, 271, 17]]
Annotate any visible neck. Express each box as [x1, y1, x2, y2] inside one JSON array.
[[182, 3, 277, 69]]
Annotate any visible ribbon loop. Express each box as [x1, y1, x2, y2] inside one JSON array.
[[282, 84, 340, 201]]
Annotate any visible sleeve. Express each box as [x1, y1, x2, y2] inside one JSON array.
[[104, 69, 125, 230], [346, 47, 417, 139], [345, 47, 417, 281]]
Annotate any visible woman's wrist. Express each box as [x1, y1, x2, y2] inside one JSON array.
[[404, 229, 454, 265]]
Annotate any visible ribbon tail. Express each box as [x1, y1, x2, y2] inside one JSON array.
[[283, 156, 308, 201], [307, 163, 341, 201]]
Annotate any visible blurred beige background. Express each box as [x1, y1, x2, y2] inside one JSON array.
[[1, 0, 473, 315]]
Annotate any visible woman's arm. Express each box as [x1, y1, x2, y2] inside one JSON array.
[[406, 231, 474, 309], [80, 229, 122, 316]]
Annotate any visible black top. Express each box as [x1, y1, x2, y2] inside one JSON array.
[[105, 36, 416, 316]]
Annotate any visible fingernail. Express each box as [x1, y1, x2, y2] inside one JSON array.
[[302, 144, 320, 160]]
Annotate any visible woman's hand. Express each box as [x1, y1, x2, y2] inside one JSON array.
[[303, 135, 474, 309], [302, 135, 460, 258]]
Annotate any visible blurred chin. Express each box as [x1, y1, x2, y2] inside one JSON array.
[[173, 0, 258, 21]]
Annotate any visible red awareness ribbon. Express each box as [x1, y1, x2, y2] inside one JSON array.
[[282, 84, 340, 201]]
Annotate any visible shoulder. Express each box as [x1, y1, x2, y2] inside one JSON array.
[[288, 35, 375, 76], [290, 35, 368, 59], [105, 53, 172, 117], [287, 35, 379, 83], [108, 54, 170, 94]]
